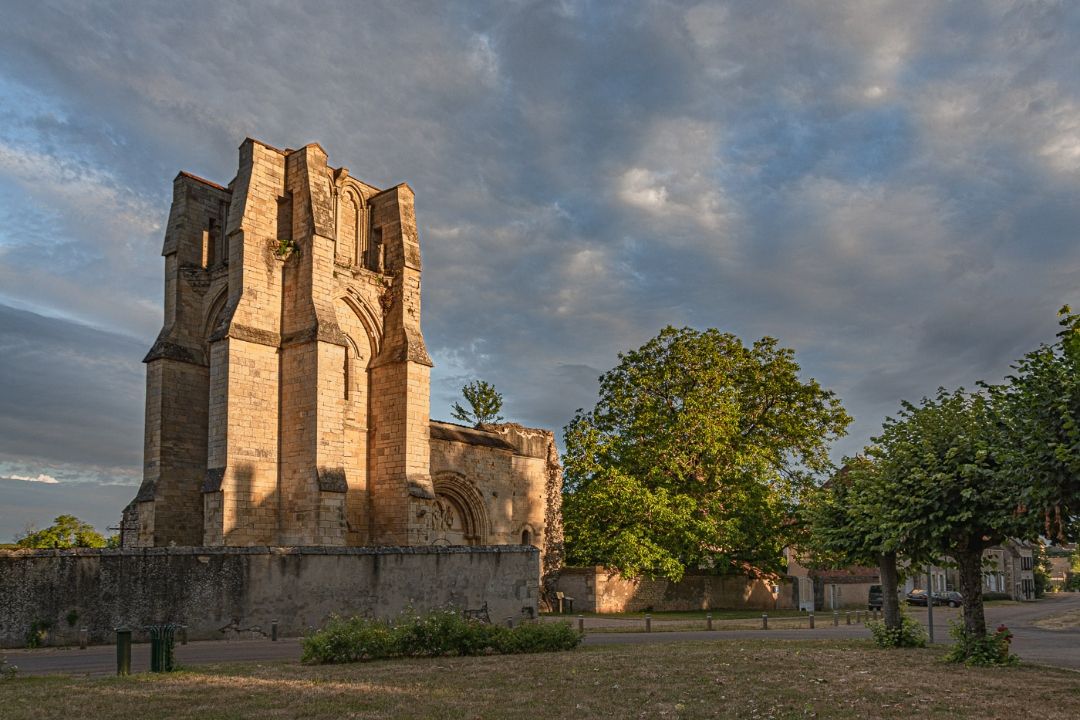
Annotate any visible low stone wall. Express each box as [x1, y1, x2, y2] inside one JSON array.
[[556, 567, 795, 613], [0, 545, 539, 648]]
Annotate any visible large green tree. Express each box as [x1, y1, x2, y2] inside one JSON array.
[[563, 326, 851, 581], [869, 389, 1038, 638], [15, 515, 109, 549], [804, 457, 911, 630]]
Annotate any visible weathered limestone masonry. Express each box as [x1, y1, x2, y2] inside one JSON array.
[[121, 138, 563, 590], [556, 567, 795, 613], [0, 546, 538, 648]]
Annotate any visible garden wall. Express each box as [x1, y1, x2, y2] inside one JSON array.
[[0, 545, 538, 648], [555, 567, 795, 613]]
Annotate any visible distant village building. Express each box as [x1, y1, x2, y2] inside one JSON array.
[[121, 139, 563, 587]]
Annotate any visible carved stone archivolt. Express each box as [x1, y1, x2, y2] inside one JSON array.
[[426, 471, 489, 546]]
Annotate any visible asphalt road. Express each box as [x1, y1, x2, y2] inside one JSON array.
[[4, 593, 1077, 677]]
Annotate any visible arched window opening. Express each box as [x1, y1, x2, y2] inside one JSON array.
[[338, 191, 359, 265], [521, 529, 532, 546], [343, 345, 350, 400], [202, 218, 218, 268]]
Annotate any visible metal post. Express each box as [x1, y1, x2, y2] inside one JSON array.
[[855, 610, 861, 624], [577, 615, 584, 633], [926, 566, 935, 644], [706, 613, 713, 631], [761, 613, 768, 630], [833, 611, 838, 626], [115, 627, 131, 676], [809, 612, 815, 629], [79, 627, 88, 650], [645, 614, 652, 633], [845, 611, 851, 625], [271, 619, 278, 642]]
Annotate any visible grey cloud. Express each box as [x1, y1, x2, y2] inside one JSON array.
[[0, 303, 144, 469], [1, 1, 1079, 523]]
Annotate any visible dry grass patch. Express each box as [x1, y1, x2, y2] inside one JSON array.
[[1032, 608, 1080, 630], [1, 639, 1078, 719]]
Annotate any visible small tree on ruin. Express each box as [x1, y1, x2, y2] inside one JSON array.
[[451, 380, 505, 426]]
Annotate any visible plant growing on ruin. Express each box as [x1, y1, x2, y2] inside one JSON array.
[[272, 237, 297, 259], [562, 326, 851, 581], [451, 380, 505, 426]]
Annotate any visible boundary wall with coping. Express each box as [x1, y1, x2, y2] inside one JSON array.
[[0, 545, 538, 648], [556, 566, 796, 613]]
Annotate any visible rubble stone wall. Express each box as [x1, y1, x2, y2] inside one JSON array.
[[0, 546, 539, 648]]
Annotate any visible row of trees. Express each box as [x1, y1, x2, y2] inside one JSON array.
[[559, 311, 1079, 661], [807, 308, 1080, 649]]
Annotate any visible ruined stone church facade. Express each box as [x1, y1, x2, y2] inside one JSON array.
[[122, 139, 562, 575]]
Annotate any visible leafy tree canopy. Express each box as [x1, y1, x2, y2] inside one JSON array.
[[15, 514, 109, 549], [451, 380, 505, 426], [869, 389, 1037, 558], [563, 326, 851, 581], [991, 306, 1080, 542], [865, 388, 1040, 637]]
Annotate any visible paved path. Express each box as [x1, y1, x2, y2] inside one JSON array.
[[4, 594, 1077, 676]]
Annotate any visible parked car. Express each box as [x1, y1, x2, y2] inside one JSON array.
[[907, 589, 964, 607], [906, 589, 930, 606], [868, 584, 883, 610], [933, 591, 963, 608]]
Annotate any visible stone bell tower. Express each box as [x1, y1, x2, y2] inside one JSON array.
[[123, 138, 435, 547]]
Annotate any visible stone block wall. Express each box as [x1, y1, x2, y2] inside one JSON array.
[[0, 546, 539, 648]]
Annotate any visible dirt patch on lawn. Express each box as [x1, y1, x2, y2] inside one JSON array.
[[1033, 608, 1080, 630]]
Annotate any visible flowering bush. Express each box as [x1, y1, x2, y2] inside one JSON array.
[[944, 622, 1019, 666]]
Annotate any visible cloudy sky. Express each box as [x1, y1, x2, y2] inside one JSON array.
[[1, 0, 1079, 541]]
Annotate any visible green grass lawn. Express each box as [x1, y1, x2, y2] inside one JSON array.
[[2, 638, 1078, 719]]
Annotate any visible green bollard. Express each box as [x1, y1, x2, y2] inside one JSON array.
[[115, 627, 131, 676], [148, 624, 176, 672]]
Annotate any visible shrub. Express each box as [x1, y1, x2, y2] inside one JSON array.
[[866, 612, 927, 649], [491, 619, 581, 654], [25, 619, 52, 648], [982, 592, 1013, 601], [944, 622, 1019, 667], [302, 609, 581, 664], [0, 656, 16, 680]]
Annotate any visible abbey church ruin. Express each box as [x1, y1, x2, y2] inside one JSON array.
[[0, 139, 562, 647], [121, 137, 562, 564]]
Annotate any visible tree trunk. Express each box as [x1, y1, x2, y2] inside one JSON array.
[[954, 546, 987, 637], [879, 551, 901, 630]]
